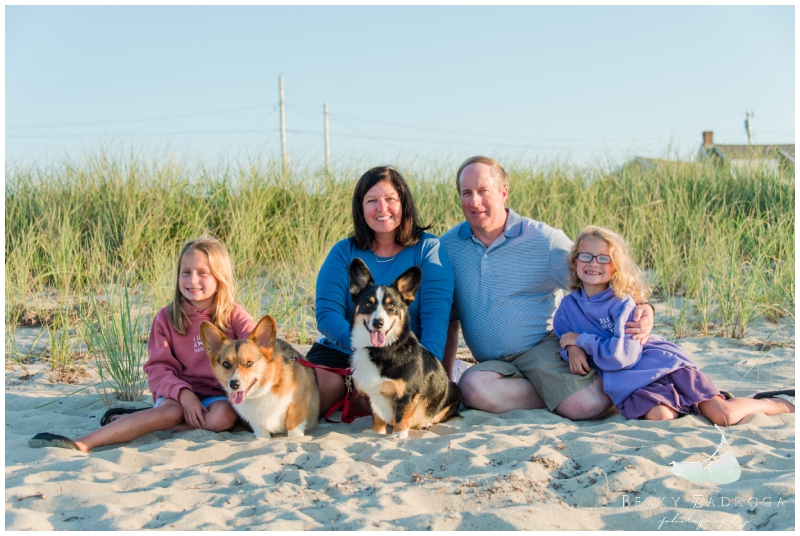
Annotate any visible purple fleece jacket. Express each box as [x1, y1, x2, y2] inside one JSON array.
[[552, 287, 697, 406]]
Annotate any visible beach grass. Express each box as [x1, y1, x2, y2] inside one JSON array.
[[83, 286, 152, 403], [5, 150, 794, 379]]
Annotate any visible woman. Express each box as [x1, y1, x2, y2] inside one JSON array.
[[307, 166, 455, 416]]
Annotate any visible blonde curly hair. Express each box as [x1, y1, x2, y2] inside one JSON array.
[[568, 226, 651, 304]]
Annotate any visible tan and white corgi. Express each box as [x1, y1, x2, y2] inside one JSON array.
[[200, 315, 319, 438]]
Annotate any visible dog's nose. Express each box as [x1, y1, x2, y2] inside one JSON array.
[[229, 379, 240, 390], [372, 318, 384, 330]]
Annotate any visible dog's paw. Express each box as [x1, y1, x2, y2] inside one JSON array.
[[392, 430, 409, 439], [287, 428, 304, 438], [367, 427, 388, 435], [253, 430, 272, 439]]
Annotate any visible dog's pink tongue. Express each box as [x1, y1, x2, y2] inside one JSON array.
[[370, 330, 386, 347], [230, 391, 245, 405]]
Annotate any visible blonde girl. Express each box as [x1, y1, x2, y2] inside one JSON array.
[[552, 226, 793, 425], [30, 236, 256, 452]]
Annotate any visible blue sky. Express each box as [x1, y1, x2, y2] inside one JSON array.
[[5, 5, 795, 170]]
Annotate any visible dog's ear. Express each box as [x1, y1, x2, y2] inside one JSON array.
[[349, 258, 374, 297], [249, 315, 277, 350], [392, 266, 422, 303], [199, 321, 227, 359]]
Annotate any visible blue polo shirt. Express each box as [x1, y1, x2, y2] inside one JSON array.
[[439, 209, 573, 362]]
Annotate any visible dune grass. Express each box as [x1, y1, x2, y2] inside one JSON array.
[[83, 287, 152, 403], [5, 149, 795, 388]]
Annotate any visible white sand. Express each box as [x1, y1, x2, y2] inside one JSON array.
[[5, 308, 795, 530]]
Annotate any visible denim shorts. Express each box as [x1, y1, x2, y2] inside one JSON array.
[[154, 395, 229, 408]]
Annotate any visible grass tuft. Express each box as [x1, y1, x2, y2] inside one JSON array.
[[83, 287, 151, 403]]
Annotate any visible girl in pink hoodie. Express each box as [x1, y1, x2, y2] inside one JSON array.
[[30, 236, 255, 452]]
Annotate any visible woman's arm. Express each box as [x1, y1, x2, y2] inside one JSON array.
[[314, 241, 355, 350], [442, 319, 460, 379]]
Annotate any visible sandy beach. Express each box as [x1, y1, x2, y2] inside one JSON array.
[[5, 304, 795, 531]]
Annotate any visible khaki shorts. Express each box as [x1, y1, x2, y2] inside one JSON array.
[[467, 332, 597, 411]]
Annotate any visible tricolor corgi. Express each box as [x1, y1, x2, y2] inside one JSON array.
[[200, 315, 319, 438], [348, 258, 461, 438]]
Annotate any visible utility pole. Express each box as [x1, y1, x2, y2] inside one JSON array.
[[279, 75, 289, 176], [324, 102, 330, 174], [745, 110, 753, 146]]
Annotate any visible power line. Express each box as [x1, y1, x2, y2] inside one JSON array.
[[6, 72, 271, 85], [327, 111, 679, 143], [6, 123, 698, 150], [285, 105, 323, 118], [282, 70, 750, 117], [7, 129, 280, 139], [326, 117, 683, 147], [285, 101, 703, 145], [225, 107, 279, 151], [285, 127, 666, 152], [322, 117, 407, 155], [8, 77, 792, 153], [284, 89, 324, 108], [6, 64, 766, 118], [7, 104, 276, 129]]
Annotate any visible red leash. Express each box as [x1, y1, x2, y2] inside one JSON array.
[[293, 357, 370, 424]]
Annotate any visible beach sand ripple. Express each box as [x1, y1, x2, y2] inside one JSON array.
[[6, 320, 795, 530]]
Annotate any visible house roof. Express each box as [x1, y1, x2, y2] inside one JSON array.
[[706, 144, 795, 163]]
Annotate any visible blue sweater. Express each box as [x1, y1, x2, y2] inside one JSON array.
[[315, 233, 454, 360], [552, 287, 697, 406]]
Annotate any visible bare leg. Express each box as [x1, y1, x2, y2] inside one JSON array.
[[168, 399, 241, 432], [458, 370, 546, 413], [316, 369, 346, 415], [642, 405, 680, 421], [196, 400, 239, 432], [74, 399, 185, 453], [554, 376, 614, 420], [315, 368, 370, 417], [699, 395, 794, 426]]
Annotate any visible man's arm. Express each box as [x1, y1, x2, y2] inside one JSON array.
[[443, 320, 460, 381], [625, 303, 655, 342]]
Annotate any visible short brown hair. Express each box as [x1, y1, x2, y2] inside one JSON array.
[[456, 156, 509, 193], [350, 166, 430, 250]]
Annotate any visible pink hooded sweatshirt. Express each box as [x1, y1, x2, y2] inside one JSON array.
[[143, 301, 256, 402]]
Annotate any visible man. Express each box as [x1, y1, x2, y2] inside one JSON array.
[[440, 156, 653, 420]]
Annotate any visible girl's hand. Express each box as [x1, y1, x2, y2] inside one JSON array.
[[567, 346, 591, 376], [559, 332, 579, 349], [178, 388, 208, 429], [626, 304, 654, 342]]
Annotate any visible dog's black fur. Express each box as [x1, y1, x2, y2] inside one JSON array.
[[348, 258, 461, 438]]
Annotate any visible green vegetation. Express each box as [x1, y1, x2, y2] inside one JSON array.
[[5, 150, 794, 388], [44, 307, 89, 383], [83, 287, 152, 403]]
